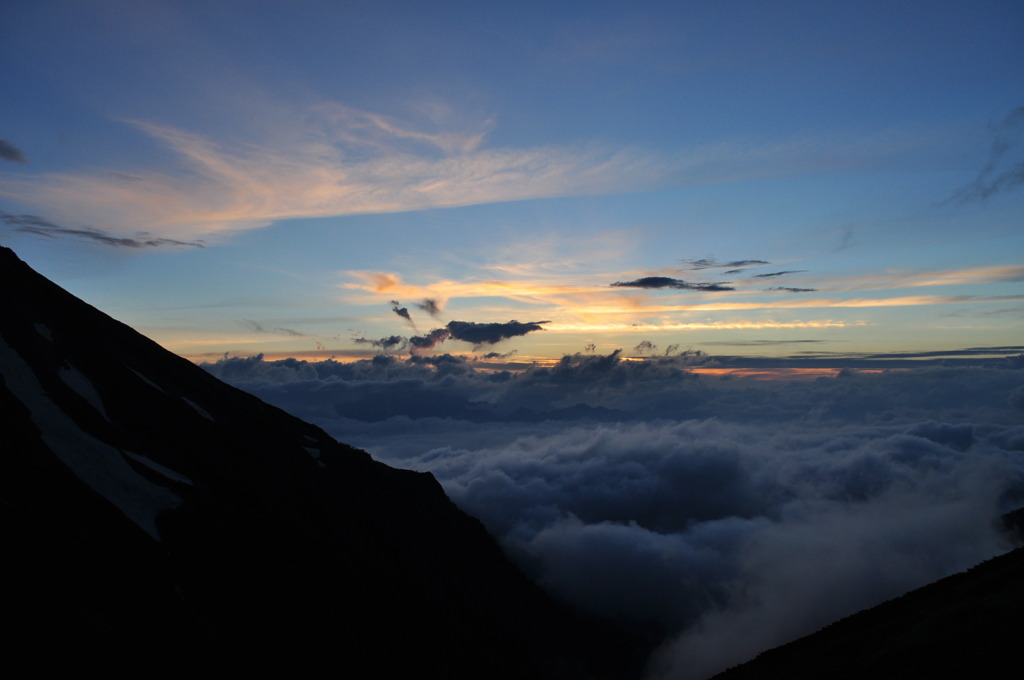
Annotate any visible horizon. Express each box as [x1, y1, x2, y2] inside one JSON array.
[[183, 344, 1024, 384]]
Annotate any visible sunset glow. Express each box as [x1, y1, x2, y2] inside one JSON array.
[[1, 2, 1021, 365]]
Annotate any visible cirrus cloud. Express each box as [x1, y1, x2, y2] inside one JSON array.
[[0, 106, 941, 241]]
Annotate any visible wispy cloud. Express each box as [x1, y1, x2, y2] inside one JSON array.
[[610, 276, 735, 292], [390, 300, 415, 327], [0, 210, 204, 248], [644, 294, 1024, 312], [551, 320, 857, 332], [342, 270, 610, 308], [753, 270, 806, 279], [0, 108, 935, 240], [0, 115, 669, 239], [0, 139, 27, 164], [417, 298, 444, 318], [682, 258, 769, 270], [826, 264, 1024, 291], [238, 319, 306, 337], [944, 105, 1024, 203]]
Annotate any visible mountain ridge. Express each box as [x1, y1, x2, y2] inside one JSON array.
[[706, 542, 1024, 679], [0, 245, 644, 677]]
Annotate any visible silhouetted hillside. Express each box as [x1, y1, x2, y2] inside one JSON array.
[[0, 245, 645, 677], [710, 543, 1024, 679]]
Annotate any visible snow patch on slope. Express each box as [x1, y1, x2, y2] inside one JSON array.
[[33, 323, 52, 341], [0, 335, 181, 539], [131, 368, 167, 395], [123, 451, 194, 486], [182, 397, 214, 421], [59, 364, 110, 420]]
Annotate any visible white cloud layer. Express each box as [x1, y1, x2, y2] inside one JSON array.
[[204, 352, 1024, 678]]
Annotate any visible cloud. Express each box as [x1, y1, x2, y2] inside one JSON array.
[[239, 319, 306, 337], [830, 264, 1024, 291], [834, 224, 857, 252], [0, 114, 671, 239], [341, 263, 1022, 340], [599, 293, 1022, 313], [683, 258, 770, 270], [353, 335, 408, 352], [408, 328, 452, 352], [752, 270, 806, 278], [647, 468, 1009, 679], [315, 102, 491, 156], [944, 105, 1024, 203], [1009, 385, 1024, 412], [403, 320, 549, 353], [806, 345, 1024, 361], [704, 339, 824, 346], [390, 300, 414, 326], [349, 272, 404, 293], [417, 298, 444, 318], [610, 277, 734, 292], [0, 139, 27, 164], [355, 319, 549, 356], [633, 340, 657, 355], [343, 270, 610, 309], [201, 353, 1024, 678], [0, 211, 204, 248], [446, 319, 549, 346], [0, 109, 941, 240], [481, 350, 518, 360]]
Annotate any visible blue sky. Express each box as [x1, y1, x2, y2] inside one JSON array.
[[2, 0, 1022, 364]]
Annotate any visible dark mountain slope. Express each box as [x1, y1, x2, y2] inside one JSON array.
[[0, 245, 643, 677], [709, 543, 1024, 679]]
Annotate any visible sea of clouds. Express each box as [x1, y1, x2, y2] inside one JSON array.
[[204, 352, 1024, 679]]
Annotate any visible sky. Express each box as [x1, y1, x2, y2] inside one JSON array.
[[3, 4, 1024, 679], [1, 0, 1022, 366]]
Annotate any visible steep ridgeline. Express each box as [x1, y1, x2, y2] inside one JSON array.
[[0, 246, 643, 677]]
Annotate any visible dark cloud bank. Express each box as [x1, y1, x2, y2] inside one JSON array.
[[203, 351, 1024, 678]]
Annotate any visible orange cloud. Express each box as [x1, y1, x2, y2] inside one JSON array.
[[341, 265, 1024, 330]]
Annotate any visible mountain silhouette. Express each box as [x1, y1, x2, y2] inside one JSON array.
[[708, 542, 1024, 679], [0, 245, 644, 677]]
